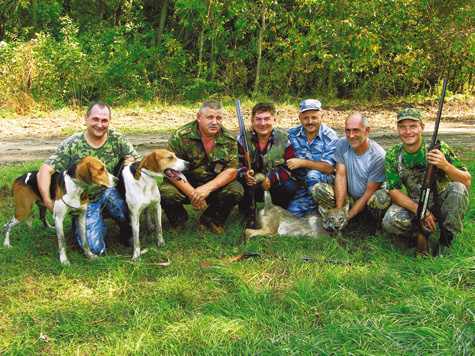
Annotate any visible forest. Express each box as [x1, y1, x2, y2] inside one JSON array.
[[1, 0, 474, 109]]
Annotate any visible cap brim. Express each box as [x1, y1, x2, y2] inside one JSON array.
[[397, 116, 421, 122]]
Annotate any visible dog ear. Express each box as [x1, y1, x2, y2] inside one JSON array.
[[343, 202, 350, 212], [77, 159, 94, 185], [318, 205, 328, 216], [139, 151, 160, 172]]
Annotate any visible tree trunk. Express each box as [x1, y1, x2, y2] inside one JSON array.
[[31, 0, 38, 32], [156, 0, 169, 47], [253, 0, 267, 96], [197, 0, 213, 78]]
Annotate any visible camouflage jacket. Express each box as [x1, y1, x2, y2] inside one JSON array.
[[385, 138, 467, 200], [168, 120, 239, 186], [45, 129, 140, 201]]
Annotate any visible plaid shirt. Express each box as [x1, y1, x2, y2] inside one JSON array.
[[237, 130, 295, 186]]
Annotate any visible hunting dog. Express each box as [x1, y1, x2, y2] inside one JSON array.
[[116, 149, 188, 261], [3, 156, 116, 265], [244, 174, 332, 239]]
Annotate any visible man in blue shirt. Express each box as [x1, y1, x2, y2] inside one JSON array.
[[286, 99, 339, 216]]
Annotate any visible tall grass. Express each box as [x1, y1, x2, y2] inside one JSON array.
[[0, 154, 474, 355]]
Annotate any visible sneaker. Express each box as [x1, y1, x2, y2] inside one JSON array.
[[199, 215, 224, 235]]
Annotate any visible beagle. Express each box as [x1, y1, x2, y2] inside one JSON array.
[[116, 149, 188, 261], [3, 156, 116, 265]]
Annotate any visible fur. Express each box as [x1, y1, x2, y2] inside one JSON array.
[[3, 157, 115, 265]]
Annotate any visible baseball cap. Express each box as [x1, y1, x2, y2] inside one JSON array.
[[299, 99, 322, 113], [397, 108, 423, 122]]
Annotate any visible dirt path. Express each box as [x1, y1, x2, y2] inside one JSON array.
[[1, 122, 474, 165]]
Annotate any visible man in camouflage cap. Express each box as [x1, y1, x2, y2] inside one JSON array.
[[159, 100, 243, 234], [38, 101, 141, 255], [383, 108, 471, 254]]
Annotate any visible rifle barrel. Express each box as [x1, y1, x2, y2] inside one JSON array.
[[430, 79, 448, 150], [236, 100, 249, 153]]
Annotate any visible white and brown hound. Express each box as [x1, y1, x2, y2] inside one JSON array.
[[117, 149, 188, 261], [3, 157, 116, 265]]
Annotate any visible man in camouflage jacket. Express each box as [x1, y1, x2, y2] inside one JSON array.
[[159, 100, 243, 234], [37, 101, 140, 255], [383, 108, 471, 250]]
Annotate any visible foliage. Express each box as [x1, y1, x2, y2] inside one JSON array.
[[0, 153, 474, 354], [0, 0, 474, 110]]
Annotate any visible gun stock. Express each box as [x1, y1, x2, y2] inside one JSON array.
[[415, 79, 447, 255], [236, 100, 258, 229]]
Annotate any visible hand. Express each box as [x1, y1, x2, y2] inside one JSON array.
[[189, 186, 210, 211], [244, 169, 256, 186], [45, 199, 55, 213], [286, 158, 304, 170], [123, 155, 137, 166], [261, 177, 271, 190], [427, 149, 447, 170], [423, 210, 437, 232]]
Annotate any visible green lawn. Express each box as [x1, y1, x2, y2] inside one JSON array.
[[0, 152, 474, 355]]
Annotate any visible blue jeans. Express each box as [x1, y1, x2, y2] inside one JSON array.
[[74, 188, 131, 255]]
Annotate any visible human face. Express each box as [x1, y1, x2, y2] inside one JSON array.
[[345, 114, 370, 153], [251, 110, 276, 139], [197, 107, 223, 138], [85, 105, 110, 140], [299, 110, 322, 136], [397, 119, 425, 151]]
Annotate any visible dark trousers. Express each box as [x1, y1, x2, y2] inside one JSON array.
[[238, 179, 298, 213]]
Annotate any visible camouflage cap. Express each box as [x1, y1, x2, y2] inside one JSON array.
[[397, 108, 422, 122]]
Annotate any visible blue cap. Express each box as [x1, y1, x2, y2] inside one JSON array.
[[299, 99, 322, 113]]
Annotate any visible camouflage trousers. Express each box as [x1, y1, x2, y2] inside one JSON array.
[[311, 183, 391, 223], [159, 179, 244, 228], [382, 182, 469, 239]]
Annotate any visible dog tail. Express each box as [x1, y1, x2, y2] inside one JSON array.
[[263, 190, 273, 208]]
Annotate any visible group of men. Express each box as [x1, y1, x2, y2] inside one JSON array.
[[37, 100, 470, 256]]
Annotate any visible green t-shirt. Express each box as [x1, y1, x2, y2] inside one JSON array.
[[46, 129, 140, 201], [385, 138, 467, 198]]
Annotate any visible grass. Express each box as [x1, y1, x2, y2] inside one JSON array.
[[1, 154, 474, 355]]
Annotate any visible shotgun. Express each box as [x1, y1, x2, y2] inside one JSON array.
[[236, 100, 257, 229], [415, 78, 448, 255]]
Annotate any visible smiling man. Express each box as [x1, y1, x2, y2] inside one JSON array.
[[159, 100, 243, 234], [286, 99, 339, 216], [37, 101, 141, 255], [383, 108, 470, 254], [237, 102, 297, 221], [312, 112, 390, 228]]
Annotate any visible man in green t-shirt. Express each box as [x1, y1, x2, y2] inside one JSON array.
[[383, 108, 471, 253], [37, 102, 141, 255]]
